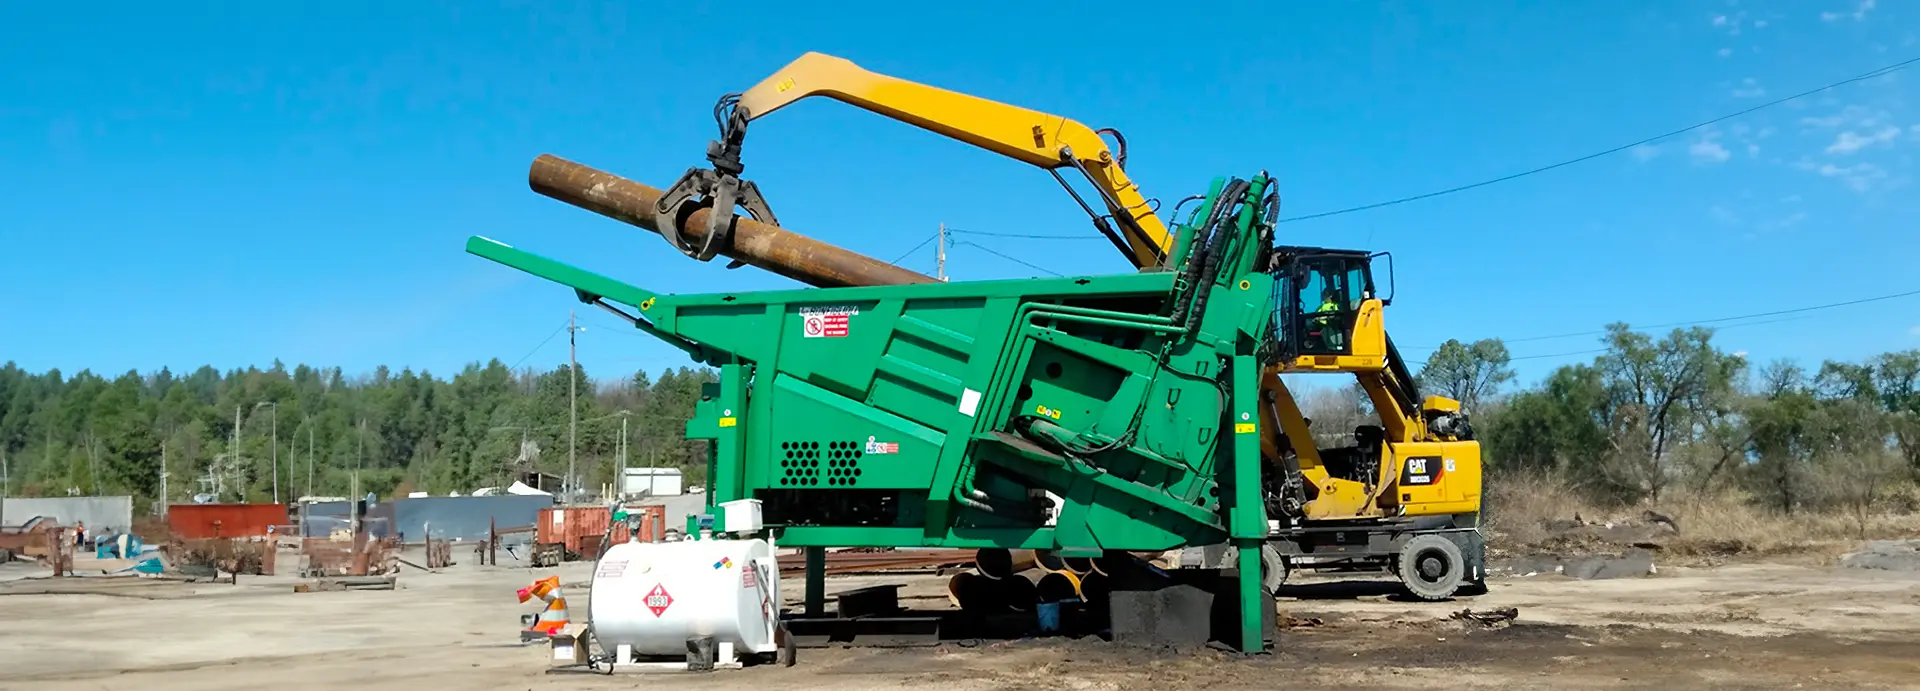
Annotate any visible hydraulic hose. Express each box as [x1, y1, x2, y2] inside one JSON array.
[[1169, 179, 1248, 326]]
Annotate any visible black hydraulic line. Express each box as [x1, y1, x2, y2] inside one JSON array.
[[1383, 334, 1422, 415], [1180, 179, 1249, 329], [1049, 169, 1134, 260], [1169, 179, 1247, 326]]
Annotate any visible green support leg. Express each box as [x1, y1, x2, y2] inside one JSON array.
[[1229, 354, 1267, 653], [1237, 541, 1262, 652], [804, 546, 826, 617]]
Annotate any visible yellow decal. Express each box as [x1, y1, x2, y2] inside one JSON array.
[[1034, 404, 1061, 420], [776, 77, 795, 93], [1234, 422, 1256, 434], [640, 297, 655, 311], [718, 417, 737, 428], [1238, 279, 1251, 291]]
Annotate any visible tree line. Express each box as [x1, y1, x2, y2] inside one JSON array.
[[1415, 325, 1920, 520], [6, 322, 1916, 522], [0, 360, 716, 511]]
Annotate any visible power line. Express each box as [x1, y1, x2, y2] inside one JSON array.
[[888, 232, 941, 265], [1414, 287, 1920, 350], [508, 320, 570, 370], [954, 240, 1064, 277], [950, 228, 1099, 241], [1277, 55, 1920, 223]]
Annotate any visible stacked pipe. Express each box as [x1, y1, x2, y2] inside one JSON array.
[[946, 548, 1041, 614], [945, 548, 1171, 618]]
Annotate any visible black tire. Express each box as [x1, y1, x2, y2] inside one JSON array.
[[1397, 534, 1465, 601], [1260, 544, 1290, 592]]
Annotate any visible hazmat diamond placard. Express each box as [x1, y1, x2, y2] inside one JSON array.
[[645, 584, 673, 617]]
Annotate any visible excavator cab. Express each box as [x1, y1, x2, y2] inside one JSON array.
[[1267, 246, 1390, 363]]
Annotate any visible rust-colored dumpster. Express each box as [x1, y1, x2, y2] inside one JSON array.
[[535, 506, 612, 556], [168, 504, 290, 539], [628, 505, 668, 543]]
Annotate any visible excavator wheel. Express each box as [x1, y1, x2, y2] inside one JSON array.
[[1396, 534, 1466, 601], [1260, 544, 1290, 592]]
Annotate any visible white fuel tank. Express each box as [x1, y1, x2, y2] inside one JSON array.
[[588, 537, 780, 657]]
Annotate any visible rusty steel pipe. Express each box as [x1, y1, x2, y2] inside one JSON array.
[[527, 154, 936, 289]]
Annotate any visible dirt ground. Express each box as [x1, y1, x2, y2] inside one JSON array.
[[3, 553, 1919, 691]]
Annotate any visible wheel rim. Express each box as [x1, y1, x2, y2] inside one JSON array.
[[1413, 548, 1452, 585]]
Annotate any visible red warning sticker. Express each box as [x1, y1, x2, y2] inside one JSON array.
[[644, 584, 674, 617], [800, 306, 856, 338]]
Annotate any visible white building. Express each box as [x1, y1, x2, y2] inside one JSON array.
[[621, 467, 683, 498]]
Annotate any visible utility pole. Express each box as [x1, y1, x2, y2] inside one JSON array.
[[306, 419, 315, 500], [158, 440, 168, 519], [254, 402, 278, 504], [619, 413, 629, 499], [937, 222, 948, 282], [567, 310, 584, 501], [230, 404, 241, 501], [352, 418, 364, 537], [270, 410, 278, 503]]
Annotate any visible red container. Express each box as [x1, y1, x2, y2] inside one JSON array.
[[536, 506, 613, 556], [629, 505, 668, 543], [168, 504, 290, 540]]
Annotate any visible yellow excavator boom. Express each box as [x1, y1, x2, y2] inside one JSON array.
[[730, 52, 1172, 269]]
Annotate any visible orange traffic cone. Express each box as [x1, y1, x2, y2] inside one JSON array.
[[517, 576, 570, 635]]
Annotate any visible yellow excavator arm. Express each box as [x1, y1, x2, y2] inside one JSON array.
[[656, 52, 1173, 270]]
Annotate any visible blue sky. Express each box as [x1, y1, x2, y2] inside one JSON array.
[[3, 1, 1917, 389]]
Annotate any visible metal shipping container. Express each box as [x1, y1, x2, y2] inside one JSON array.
[[536, 506, 615, 557], [2, 496, 134, 533], [167, 503, 290, 539], [625, 505, 668, 543]]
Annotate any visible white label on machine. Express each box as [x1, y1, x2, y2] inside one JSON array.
[[800, 306, 856, 339], [958, 388, 982, 417], [865, 436, 898, 454], [597, 559, 628, 579]]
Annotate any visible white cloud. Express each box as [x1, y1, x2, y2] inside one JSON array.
[[1826, 126, 1903, 154], [1630, 144, 1662, 161], [1717, 47, 1734, 57], [1799, 160, 1889, 191], [1731, 77, 1766, 98], [1747, 143, 1761, 157], [1910, 325, 1920, 337], [1822, 0, 1876, 21], [1755, 19, 1769, 28], [1713, 11, 1749, 35], [1690, 138, 1732, 163], [1801, 105, 1891, 130], [1781, 194, 1803, 203], [1710, 205, 1740, 224]]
